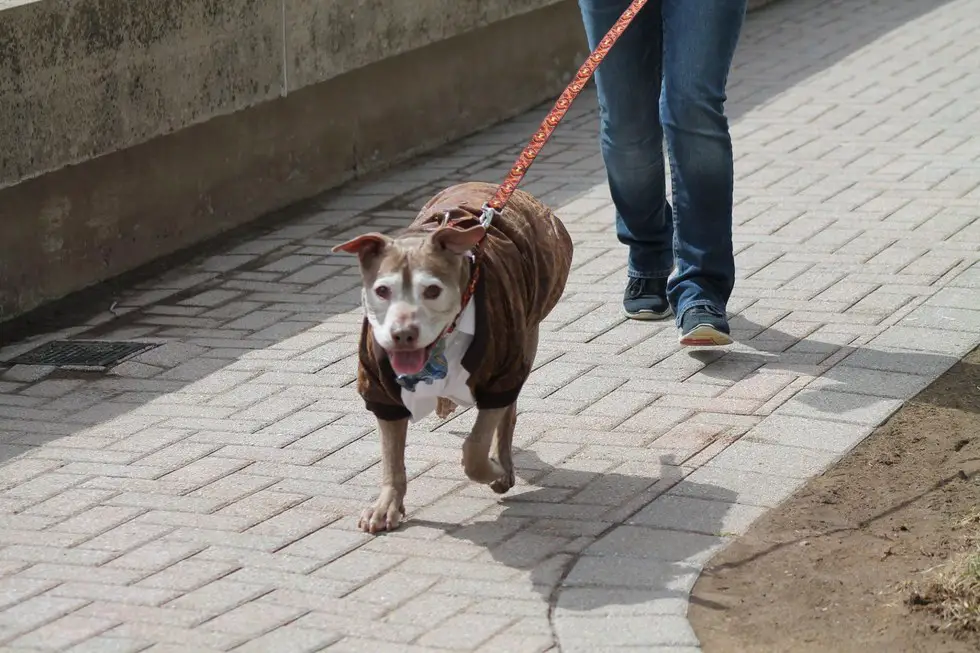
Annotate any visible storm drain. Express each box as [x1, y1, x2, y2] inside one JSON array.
[[5, 340, 157, 371]]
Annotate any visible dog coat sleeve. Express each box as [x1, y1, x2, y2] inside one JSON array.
[[357, 319, 413, 422]]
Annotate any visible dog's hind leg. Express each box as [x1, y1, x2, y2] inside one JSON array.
[[488, 324, 537, 494], [462, 408, 509, 485], [489, 402, 516, 494], [359, 417, 408, 534], [435, 397, 457, 419]]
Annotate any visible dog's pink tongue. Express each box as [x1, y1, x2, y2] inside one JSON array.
[[389, 350, 427, 375]]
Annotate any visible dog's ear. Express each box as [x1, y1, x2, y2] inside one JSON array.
[[331, 233, 390, 258], [429, 225, 486, 255]]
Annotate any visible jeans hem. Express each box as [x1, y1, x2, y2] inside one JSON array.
[[627, 267, 673, 280]]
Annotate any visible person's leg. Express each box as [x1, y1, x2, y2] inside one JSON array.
[[578, 0, 673, 320], [661, 0, 746, 343]]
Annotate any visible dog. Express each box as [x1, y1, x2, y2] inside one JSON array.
[[332, 181, 574, 533]]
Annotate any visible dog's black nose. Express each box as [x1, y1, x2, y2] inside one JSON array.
[[391, 326, 419, 345]]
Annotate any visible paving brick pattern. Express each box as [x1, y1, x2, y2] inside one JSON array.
[[1, 0, 979, 650]]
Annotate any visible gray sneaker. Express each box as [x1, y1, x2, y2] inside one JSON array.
[[623, 277, 672, 321], [678, 306, 733, 347]]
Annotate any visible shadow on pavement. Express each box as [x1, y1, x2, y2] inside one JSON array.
[[698, 315, 972, 420], [408, 449, 737, 613], [725, 0, 958, 121]]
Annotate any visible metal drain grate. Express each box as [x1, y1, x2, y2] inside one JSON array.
[[5, 340, 157, 371]]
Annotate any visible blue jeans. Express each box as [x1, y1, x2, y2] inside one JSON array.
[[578, 0, 746, 323]]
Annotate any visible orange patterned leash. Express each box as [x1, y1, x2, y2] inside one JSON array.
[[479, 0, 651, 225], [447, 0, 649, 336]]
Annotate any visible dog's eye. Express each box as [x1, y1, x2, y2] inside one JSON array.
[[374, 285, 391, 300], [422, 285, 442, 300]]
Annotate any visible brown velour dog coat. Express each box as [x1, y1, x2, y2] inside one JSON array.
[[356, 181, 574, 421]]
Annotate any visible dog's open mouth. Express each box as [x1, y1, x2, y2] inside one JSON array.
[[387, 345, 433, 376]]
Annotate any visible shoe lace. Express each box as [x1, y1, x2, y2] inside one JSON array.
[[697, 305, 724, 318], [626, 278, 662, 299], [684, 305, 726, 326]]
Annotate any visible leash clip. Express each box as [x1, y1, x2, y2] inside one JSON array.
[[480, 203, 499, 229]]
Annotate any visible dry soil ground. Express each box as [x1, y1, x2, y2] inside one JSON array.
[[690, 347, 980, 653]]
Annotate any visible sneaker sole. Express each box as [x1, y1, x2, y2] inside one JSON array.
[[624, 307, 673, 321], [679, 324, 734, 347]]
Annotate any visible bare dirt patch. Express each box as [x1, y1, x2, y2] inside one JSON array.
[[689, 346, 980, 653]]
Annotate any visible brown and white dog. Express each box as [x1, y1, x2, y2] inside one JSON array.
[[332, 181, 573, 533]]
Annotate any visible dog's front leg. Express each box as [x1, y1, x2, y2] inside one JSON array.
[[489, 402, 517, 494], [359, 417, 408, 534], [462, 407, 509, 485], [487, 326, 535, 494]]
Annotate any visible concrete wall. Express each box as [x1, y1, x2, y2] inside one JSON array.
[[1, 0, 576, 188], [0, 0, 589, 323]]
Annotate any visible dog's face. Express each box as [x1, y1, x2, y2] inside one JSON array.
[[332, 224, 485, 376]]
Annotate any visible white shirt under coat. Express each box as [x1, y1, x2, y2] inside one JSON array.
[[400, 300, 477, 422]]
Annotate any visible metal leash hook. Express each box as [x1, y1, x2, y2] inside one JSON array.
[[479, 203, 499, 230]]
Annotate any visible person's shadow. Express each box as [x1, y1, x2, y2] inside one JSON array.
[[405, 448, 738, 622], [691, 314, 975, 418]]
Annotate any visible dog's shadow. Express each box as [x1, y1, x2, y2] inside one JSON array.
[[406, 448, 737, 614]]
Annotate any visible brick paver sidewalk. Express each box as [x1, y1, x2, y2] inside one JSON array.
[[1, 0, 979, 651]]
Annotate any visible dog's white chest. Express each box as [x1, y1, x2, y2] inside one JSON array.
[[400, 302, 477, 422]]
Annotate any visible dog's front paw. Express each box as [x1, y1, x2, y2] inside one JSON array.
[[489, 457, 515, 495], [358, 486, 405, 534]]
